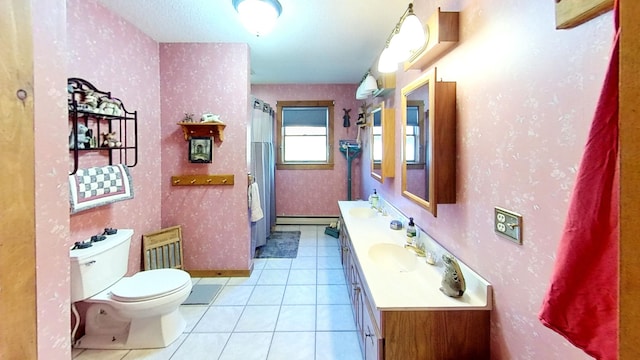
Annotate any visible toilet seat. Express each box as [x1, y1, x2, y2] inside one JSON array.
[[110, 269, 191, 302]]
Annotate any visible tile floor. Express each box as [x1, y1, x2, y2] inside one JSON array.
[[72, 225, 363, 360]]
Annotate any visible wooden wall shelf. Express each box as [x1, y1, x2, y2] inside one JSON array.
[[404, 8, 459, 72], [171, 174, 234, 186], [177, 122, 226, 143], [555, 0, 613, 29]]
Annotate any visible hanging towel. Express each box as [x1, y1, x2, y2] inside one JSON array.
[[539, 3, 619, 359], [69, 164, 134, 214], [248, 182, 264, 222]]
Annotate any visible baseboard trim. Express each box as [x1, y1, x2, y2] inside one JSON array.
[[276, 216, 339, 225], [187, 267, 252, 278]]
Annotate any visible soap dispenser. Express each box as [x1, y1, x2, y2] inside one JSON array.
[[370, 189, 379, 209], [406, 217, 417, 238]]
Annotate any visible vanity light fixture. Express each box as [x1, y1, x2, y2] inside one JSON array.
[[356, 71, 378, 100], [232, 0, 282, 36], [377, 3, 427, 73]]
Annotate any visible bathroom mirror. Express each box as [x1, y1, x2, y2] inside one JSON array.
[[370, 102, 395, 183], [401, 67, 456, 217]]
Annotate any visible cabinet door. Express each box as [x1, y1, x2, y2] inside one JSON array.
[[340, 227, 350, 280], [363, 297, 383, 360], [351, 261, 365, 352]]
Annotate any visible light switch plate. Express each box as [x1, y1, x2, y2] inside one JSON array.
[[494, 207, 523, 244]]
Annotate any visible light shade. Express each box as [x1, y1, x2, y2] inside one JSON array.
[[388, 32, 411, 63], [355, 73, 378, 99], [233, 0, 282, 36], [377, 46, 397, 73], [376, 3, 427, 74], [399, 13, 426, 52]]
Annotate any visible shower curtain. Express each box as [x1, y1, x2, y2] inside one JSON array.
[[250, 98, 276, 257]]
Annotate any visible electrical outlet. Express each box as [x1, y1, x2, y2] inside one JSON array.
[[494, 207, 523, 244]]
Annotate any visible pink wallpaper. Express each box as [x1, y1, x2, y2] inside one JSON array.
[[66, 0, 162, 276], [360, 1, 614, 359], [251, 84, 362, 216], [33, 0, 71, 358], [30, 0, 613, 358], [160, 43, 252, 271]]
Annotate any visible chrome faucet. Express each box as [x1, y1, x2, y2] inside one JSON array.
[[404, 243, 426, 257]]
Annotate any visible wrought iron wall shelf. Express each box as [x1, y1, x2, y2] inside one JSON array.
[[68, 78, 138, 175]]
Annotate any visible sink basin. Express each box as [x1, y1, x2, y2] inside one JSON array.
[[349, 207, 377, 219], [368, 243, 418, 272]]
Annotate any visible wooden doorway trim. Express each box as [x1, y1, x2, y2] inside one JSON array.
[[0, 1, 37, 359], [619, 1, 640, 359]]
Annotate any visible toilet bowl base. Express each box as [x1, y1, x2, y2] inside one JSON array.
[[74, 304, 186, 350]]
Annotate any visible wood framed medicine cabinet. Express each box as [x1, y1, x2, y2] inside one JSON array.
[[401, 67, 456, 217], [370, 102, 395, 183]]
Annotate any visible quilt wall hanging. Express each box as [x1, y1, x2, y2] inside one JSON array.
[[69, 164, 134, 214]]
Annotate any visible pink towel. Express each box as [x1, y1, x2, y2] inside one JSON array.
[[539, 3, 619, 359]]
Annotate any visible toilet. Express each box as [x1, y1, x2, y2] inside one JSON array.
[[70, 229, 192, 350]]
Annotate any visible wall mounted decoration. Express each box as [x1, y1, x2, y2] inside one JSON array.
[[189, 137, 212, 163]]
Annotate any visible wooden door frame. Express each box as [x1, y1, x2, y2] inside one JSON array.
[[0, 0, 37, 359], [619, 1, 640, 359]]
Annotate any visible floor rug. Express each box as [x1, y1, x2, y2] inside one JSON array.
[[255, 231, 301, 258], [182, 284, 222, 305]]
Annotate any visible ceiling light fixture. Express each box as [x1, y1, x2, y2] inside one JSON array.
[[377, 3, 427, 73], [232, 0, 282, 37]]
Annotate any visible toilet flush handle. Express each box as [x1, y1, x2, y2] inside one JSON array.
[[85, 260, 96, 266]]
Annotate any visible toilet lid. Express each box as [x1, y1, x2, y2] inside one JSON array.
[[110, 268, 191, 302]]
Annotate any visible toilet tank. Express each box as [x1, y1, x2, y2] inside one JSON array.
[[70, 229, 134, 303]]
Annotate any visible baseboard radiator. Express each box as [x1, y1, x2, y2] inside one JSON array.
[[276, 216, 339, 225]]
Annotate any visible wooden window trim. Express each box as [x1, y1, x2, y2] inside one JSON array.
[[276, 100, 334, 170]]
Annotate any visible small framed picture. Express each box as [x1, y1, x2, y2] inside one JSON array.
[[189, 137, 212, 163]]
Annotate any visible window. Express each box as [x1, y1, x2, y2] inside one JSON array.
[[372, 110, 382, 163], [276, 100, 334, 170], [406, 100, 425, 168]]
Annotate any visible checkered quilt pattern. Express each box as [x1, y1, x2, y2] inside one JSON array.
[[69, 164, 134, 214]]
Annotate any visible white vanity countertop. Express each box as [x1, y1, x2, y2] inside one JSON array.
[[339, 200, 492, 311]]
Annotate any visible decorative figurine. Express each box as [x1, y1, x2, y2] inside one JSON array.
[[342, 108, 351, 127], [101, 132, 122, 148], [356, 102, 370, 127], [70, 123, 93, 149], [440, 254, 466, 297], [182, 113, 194, 122]]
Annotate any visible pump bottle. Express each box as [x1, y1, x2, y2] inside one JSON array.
[[407, 217, 417, 238]]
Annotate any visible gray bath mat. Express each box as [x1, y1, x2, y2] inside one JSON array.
[[182, 284, 222, 305], [255, 231, 301, 258]]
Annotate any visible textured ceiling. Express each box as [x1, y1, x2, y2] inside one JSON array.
[[97, 0, 409, 84]]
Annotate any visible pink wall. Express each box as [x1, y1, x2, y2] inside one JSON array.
[[251, 84, 362, 216], [160, 43, 252, 271], [31, 0, 613, 358], [360, 1, 613, 359], [33, 0, 71, 358], [66, 0, 162, 276]]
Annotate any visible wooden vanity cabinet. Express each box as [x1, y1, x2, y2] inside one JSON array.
[[340, 217, 384, 360], [338, 216, 490, 360]]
